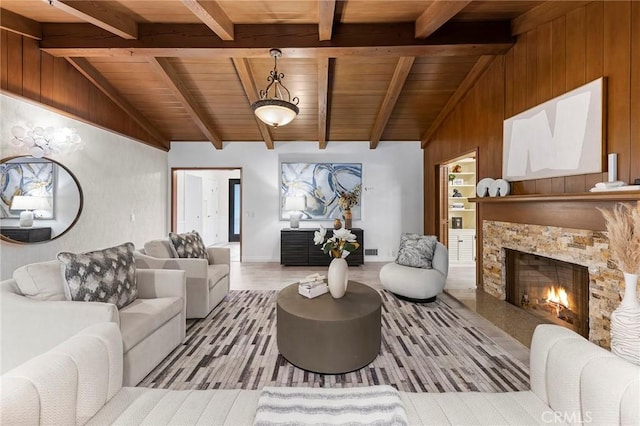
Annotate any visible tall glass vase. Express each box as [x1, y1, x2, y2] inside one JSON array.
[[328, 257, 348, 298], [610, 272, 640, 365]]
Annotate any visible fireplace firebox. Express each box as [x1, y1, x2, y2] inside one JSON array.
[[505, 249, 589, 338]]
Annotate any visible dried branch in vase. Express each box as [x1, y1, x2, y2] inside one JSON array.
[[598, 203, 640, 274], [338, 184, 362, 211]]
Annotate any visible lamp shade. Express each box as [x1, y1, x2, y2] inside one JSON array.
[[285, 196, 306, 212], [252, 100, 299, 127], [11, 195, 51, 211]]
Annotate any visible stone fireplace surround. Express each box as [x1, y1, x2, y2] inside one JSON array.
[[482, 220, 637, 348]]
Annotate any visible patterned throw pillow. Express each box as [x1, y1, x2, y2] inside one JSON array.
[[168, 231, 209, 260], [57, 242, 137, 309], [395, 233, 438, 269]]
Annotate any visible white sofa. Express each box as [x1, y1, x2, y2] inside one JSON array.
[[380, 242, 449, 302], [2, 322, 638, 425], [0, 260, 186, 386], [136, 238, 230, 319]]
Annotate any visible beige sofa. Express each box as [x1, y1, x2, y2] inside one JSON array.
[[136, 238, 230, 319], [0, 260, 186, 386], [2, 321, 638, 425]]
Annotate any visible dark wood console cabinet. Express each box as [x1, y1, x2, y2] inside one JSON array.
[[281, 228, 364, 266], [1, 226, 52, 243]]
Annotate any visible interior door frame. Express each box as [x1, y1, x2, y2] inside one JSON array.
[[228, 178, 241, 242], [437, 164, 450, 248], [171, 167, 243, 261], [437, 148, 478, 259]]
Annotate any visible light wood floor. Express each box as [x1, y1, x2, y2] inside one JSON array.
[[227, 259, 531, 364]]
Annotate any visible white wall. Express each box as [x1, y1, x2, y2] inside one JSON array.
[[0, 94, 168, 279], [169, 141, 423, 262]]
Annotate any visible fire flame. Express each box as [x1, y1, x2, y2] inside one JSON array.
[[546, 286, 569, 309]]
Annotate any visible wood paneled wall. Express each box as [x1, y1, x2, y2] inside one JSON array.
[[424, 0, 640, 236], [0, 30, 161, 149]]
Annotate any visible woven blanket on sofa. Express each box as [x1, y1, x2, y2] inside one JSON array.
[[253, 385, 408, 426]]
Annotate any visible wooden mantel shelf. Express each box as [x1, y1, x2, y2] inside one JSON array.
[[469, 191, 640, 203]]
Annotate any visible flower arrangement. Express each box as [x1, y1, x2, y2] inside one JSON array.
[[338, 184, 362, 211], [598, 203, 640, 274], [314, 226, 360, 258]]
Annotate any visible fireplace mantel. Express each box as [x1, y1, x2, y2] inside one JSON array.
[[470, 191, 640, 203], [471, 193, 639, 231]]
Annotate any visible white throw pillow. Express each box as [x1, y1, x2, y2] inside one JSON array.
[[13, 260, 67, 301], [144, 239, 174, 259]]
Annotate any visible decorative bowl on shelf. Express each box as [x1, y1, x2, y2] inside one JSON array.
[[489, 179, 511, 197], [476, 178, 495, 197]]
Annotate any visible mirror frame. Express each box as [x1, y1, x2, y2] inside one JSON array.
[[0, 155, 84, 244]]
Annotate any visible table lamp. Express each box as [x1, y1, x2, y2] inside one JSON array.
[[11, 196, 51, 228], [285, 196, 306, 228]]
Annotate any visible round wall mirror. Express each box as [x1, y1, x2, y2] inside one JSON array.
[[0, 156, 83, 244]]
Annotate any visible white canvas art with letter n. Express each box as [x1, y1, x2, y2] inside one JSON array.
[[503, 77, 604, 181]]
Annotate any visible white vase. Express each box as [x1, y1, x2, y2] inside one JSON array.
[[610, 272, 640, 365], [328, 257, 348, 298], [621, 272, 640, 308]]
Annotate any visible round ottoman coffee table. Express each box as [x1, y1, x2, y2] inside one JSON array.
[[276, 280, 381, 374]]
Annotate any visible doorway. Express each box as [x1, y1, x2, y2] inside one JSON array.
[[172, 168, 242, 261], [438, 151, 477, 289]]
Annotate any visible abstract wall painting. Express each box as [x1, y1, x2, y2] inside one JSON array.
[[503, 77, 604, 181], [280, 162, 362, 221], [0, 161, 55, 219]]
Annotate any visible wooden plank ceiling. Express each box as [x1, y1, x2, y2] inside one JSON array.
[[0, 0, 547, 151]]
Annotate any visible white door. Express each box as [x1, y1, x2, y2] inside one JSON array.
[[202, 177, 219, 245], [184, 173, 203, 235]]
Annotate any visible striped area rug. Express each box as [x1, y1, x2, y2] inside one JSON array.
[[140, 290, 529, 392]]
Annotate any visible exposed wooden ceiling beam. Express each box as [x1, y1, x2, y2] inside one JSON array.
[[40, 22, 514, 58], [231, 58, 274, 150], [318, 0, 336, 41], [0, 8, 42, 40], [369, 57, 415, 149], [511, 1, 591, 36], [45, 0, 138, 39], [421, 55, 495, 147], [181, 0, 234, 40], [317, 57, 330, 149], [65, 57, 169, 150], [148, 57, 223, 149], [415, 1, 472, 38]]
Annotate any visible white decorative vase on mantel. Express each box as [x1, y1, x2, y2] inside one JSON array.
[[610, 272, 640, 365], [328, 258, 348, 298]]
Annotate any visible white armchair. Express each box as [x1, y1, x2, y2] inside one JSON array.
[[136, 238, 230, 319], [379, 242, 449, 302], [1, 260, 186, 386]]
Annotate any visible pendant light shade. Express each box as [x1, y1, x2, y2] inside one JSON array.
[[251, 49, 299, 128], [252, 99, 299, 127]]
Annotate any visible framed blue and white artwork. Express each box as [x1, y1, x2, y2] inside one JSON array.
[[280, 162, 362, 221]]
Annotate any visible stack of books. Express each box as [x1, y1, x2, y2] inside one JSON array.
[[298, 273, 328, 299]]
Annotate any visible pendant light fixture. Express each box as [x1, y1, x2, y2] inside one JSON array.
[[251, 49, 299, 128]]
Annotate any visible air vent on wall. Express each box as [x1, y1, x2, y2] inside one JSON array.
[[364, 249, 378, 256]]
